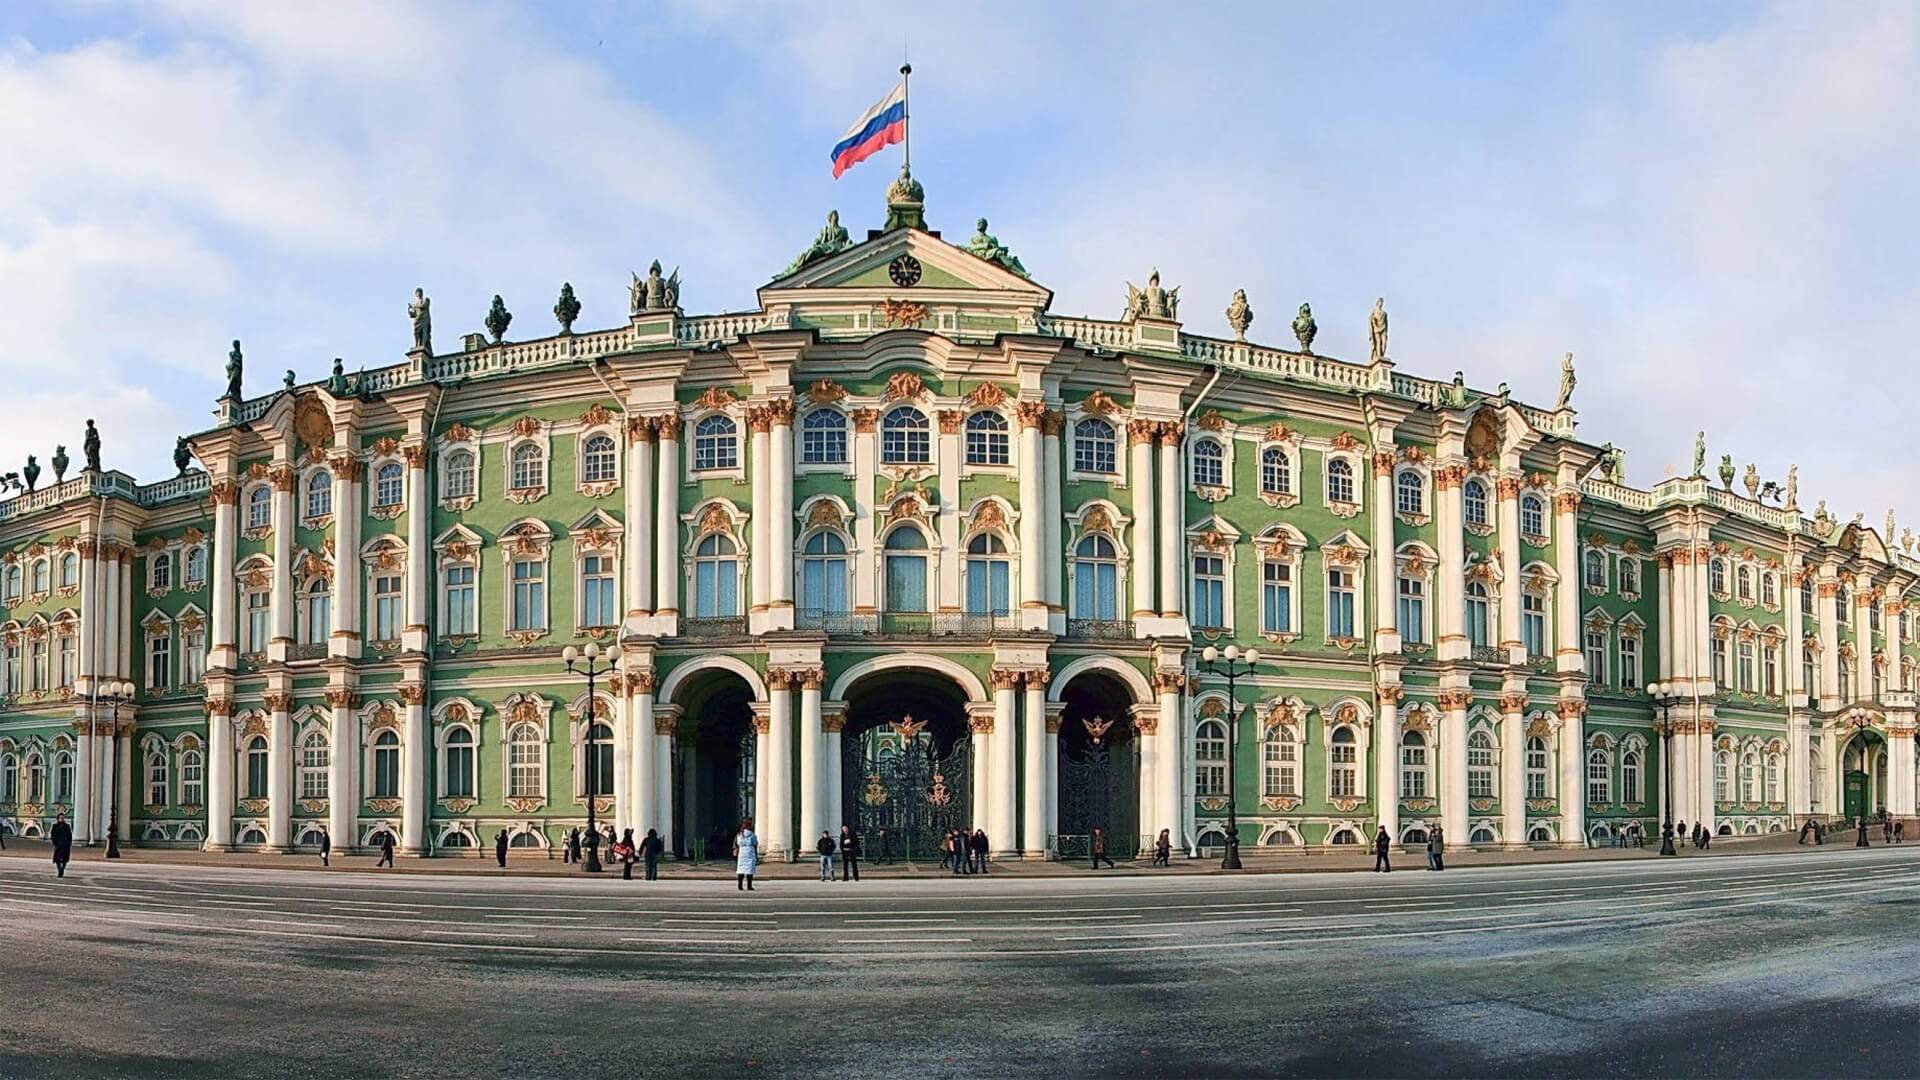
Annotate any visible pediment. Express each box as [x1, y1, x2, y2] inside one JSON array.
[[1838, 523, 1890, 563], [760, 228, 1051, 309]]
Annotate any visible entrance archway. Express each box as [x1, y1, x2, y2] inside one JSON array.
[[670, 669, 758, 859], [1840, 729, 1887, 822], [839, 666, 975, 863], [1055, 671, 1141, 858]]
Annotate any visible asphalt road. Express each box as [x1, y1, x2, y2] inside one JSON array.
[[1, 846, 1916, 1078]]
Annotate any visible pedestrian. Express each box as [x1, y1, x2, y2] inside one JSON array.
[[1857, 816, 1870, 848], [972, 828, 991, 874], [1798, 818, 1814, 845], [1675, 819, 1686, 851], [877, 827, 891, 864], [377, 830, 395, 868], [1701, 824, 1712, 850], [948, 831, 964, 875], [617, 828, 636, 880], [605, 825, 618, 861], [840, 825, 861, 882], [51, 813, 72, 878], [642, 828, 663, 880], [1091, 827, 1116, 870], [1153, 828, 1172, 867], [1883, 817, 1893, 844], [1426, 824, 1445, 871], [565, 827, 580, 864], [1373, 826, 1391, 872], [495, 829, 509, 869], [734, 818, 760, 891], [0, 819, 8, 849], [1896, 820, 1906, 845], [816, 830, 836, 882], [939, 829, 952, 872], [319, 829, 331, 867]]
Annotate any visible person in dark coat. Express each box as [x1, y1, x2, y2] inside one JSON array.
[[839, 825, 861, 882], [1857, 817, 1871, 848], [642, 829, 663, 880], [815, 830, 836, 882], [1896, 820, 1906, 844], [877, 827, 891, 864], [51, 814, 73, 878], [1374, 826, 1392, 872], [565, 827, 580, 864], [972, 828, 992, 874], [1090, 827, 1116, 869], [376, 830, 395, 867], [0, 819, 9, 849], [1153, 829, 1172, 867], [1426, 824, 1445, 871], [619, 828, 637, 880], [319, 830, 331, 867], [495, 830, 509, 868]]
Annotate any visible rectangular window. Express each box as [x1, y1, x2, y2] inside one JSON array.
[[1467, 740, 1494, 799], [30, 640, 46, 691], [180, 754, 203, 806], [1711, 637, 1728, 690], [1400, 743, 1427, 798], [1803, 646, 1817, 698], [1192, 555, 1226, 630], [1327, 567, 1356, 639], [1395, 575, 1423, 645], [511, 560, 546, 631], [1522, 594, 1547, 657], [1738, 640, 1755, 692], [1763, 642, 1779, 696], [246, 591, 270, 653], [1588, 755, 1611, 805], [966, 559, 1011, 617], [444, 565, 476, 636], [1619, 634, 1640, 690], [57, 635, 75, 688], [3, 643, 19, 694], [581, 554, 615, 628], [1262, 562, 1292, 635], [373, 574, 403, 641], [1526, 743, 1549, 799], [147, 756, 168, 807], [1585, 630, 1607, 685], [1329, 742, 1356, 798], [1262, 740, 1297, 798], [1072, 558, 1117, 621], [148, 634, 172, 690], [802, 556, 848, 615], [182, 629, 206, 684]]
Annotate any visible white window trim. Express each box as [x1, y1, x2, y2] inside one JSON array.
[[500, 693, 553, 802], [1322, 451, 1362, 515], [499, 523, 554, 638], [1255, 440, 1300, 507], [575, 424, 623, 495], [797, 406, 855, 476], [298, 463, 336, 527], [437, 440, 482, 508], [142, 615, 173, 692], [681, 502, 749, 619], [685, 409, 746, 482], [361, 538, 410, 646], [1188, 434, 1231, 497], [959, 408, 1017, 478], [434, 699, 483, 802], [504, 434, 551, 502], [1466, 715, 1500, 800], [1067, 414, 1125, 484], [1393, 543, 1436, 648], [571, 527, 623, 633], [1392, 465, 1430, 524]]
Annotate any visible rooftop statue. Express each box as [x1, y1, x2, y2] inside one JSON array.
[[1291, 303, 1318, 353], [485, 294, 513, 344], [1691, 431, 1706, 479], [1225, 289, 1254, 341], [1369, 297, 1389, 364], [1904, 529, 1915, 554], [83, 419, 100, 473], [174, 437, 192, 477], [1124, 270, 1178, 321], [1887, 510, 1897, 543], [1450, 371, 1468, 408], [554, 282, 581, 334], [1742, 463, 1759, 500], [886, 164, 924, 206], [1718, 454, 1735, 491], [783, 210, 853, 277], [1556, 352, 1576, 410], [1784, 465, 1798, 511], [326, 358, 350, 397], [51, 445, 68, 484], [284, 370, 296, 390], [224, 339, 244, 401], [965, 218, 1027, 277], [22, 455, 38, 493], [409, 289, 433, 354], [632, 260, 681, 314]]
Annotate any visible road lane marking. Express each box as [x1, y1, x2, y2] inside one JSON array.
[[836, 937, 970, 944], [421, 929, 537, 939], [1054, 932, 1179, 941], [1035, 914, 1141, 922], [840, 918, 958, 925], [249, 918, 345, 930]]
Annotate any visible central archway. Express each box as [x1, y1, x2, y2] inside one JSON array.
[[1054, 670, 1142, 858], [667, 666, 759, 859], [1840, 728, 1887, 822], [838, 664, 978, 863]]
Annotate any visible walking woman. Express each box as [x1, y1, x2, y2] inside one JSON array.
[[1373, 826, 1392, 872], [734, 818, 761, 891], [1090, 827, 1116, 870], [1153, 828, 1172, 867]]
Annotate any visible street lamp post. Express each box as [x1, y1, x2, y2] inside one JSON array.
[[102, 679, 135, 859], [563, 643, 618, 874], [1200, 644, 1262, 871], [1648, 682, 1678, 857]]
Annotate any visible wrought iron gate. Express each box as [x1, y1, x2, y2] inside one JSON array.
[[1057, 736, 1139, 858], [843, 720, 971, 862]]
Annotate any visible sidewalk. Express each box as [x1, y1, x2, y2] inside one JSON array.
[[0, 830, 1848, 880]]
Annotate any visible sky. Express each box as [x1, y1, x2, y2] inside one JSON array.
[[1, 1, 1917, 529]]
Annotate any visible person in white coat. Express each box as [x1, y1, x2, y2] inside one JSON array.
[[733, 819, 760, 892]]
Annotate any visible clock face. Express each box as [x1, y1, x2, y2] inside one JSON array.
[[888, 254, 923, 287]]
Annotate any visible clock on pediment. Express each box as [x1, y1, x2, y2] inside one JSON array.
[[888, 254, 923, 287]]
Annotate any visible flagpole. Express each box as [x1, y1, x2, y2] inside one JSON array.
[[900, 61, 912, 172]]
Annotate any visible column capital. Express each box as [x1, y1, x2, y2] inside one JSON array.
[[1436, 689, 1474, 711], [624, 670, 658, 695], [990, 666, 1024, 690]]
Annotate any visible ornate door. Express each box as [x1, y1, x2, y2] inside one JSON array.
[[1057, 719, 1139, 857], [843, 718, 971, 862]]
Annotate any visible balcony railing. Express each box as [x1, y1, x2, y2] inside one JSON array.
[[1065, 618, 1135, 640], [798, 610, 1015, 638], [679, 616, 749, 639], [1470, 646, 1510, 664]]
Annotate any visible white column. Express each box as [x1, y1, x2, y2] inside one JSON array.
[[1135, 705, 1158, 855], [1559, 701, 1586, 845], [1155, 673, 1182, 846], [610, 690, 631, 837], [207, 707, 234, 849], [751, 707, 770, 840], [1128, 421, 1157, 626], [1046, 705, 1064, 849], [823, 712, 844, 839], [210, 482, 239, 669], [654, 417, 681, 622], [748, 414, 771, 626], [328, 691, 355, 850], [99, 553, 119, 684], [768, 402, 795, 631], [1495, 476, 1523, 662], [936, 411, 962, 612], [1022, 672, 1047, 856], [1435, 463, 1466, 660], [1017, 404, 1046, 631], [267, 693, 292, 850], [268, 465, 294, 662], [632, 677, 657, 834], [766, 675, 792, 856], [1886, 728, 1915, 817], [1043, 416, 1063, 625], [73, 727, 95, 846], [1440, 691, 1469, 847], [1375, 692, 1400, 842], [1554, 489, 1583, 674], [1817, 569, 1840, 708], [654, 709, 676, 852], [1370, 449, 1399, 654], [993, 671, 1020, 854], [95, 727, 116, 842], [330, 456, 362, 660], [627, 420, 655, 621], [852, 410, 878, 613], [1156, 425, 1182, 617], [1657, 556, 1675, 679], [115, 727, 131, 842], [1501, 699, 1526, 847], [404, 448, 430, 652], [797, 667, 823, 853], [1854, 576, 1874, 701], [401, 687, 427, 854]]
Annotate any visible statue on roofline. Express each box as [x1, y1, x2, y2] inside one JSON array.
[[632, 261, 681, 314], [408, 289, 433, 354], [1784, 465, 1799, 511], [83, 419, 100, 473], [1124, 270, 1178, 321], [782, 210, 853, 278], [224, 339, 244, 401], [1691, 431, 1706, 479], [51, 446, 68, 484], [1369, 298, 1389, 364], [964, 218, 1027, 277], [1556, 352, 1576, 410], [1291, 303, 1317, 353], [1718, 454, 1735, 491], [1225, 290, 1253, 341]]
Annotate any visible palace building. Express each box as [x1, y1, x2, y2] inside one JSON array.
[[1, 172, 1914, 861]]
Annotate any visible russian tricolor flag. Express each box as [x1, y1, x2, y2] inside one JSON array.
[[830, 81, 907, 178]]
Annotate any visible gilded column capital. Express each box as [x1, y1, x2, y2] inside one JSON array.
[[1026, 667, 1051, 689], [268, 463, 297, 492], [1040, 409, 1065, 437], [1436, 689, 1474, 712], [1495, 476, 1523, 500], [989, 666, 1024, 691], [1376, 685, 1405, 706], [850, 407, 878, 433], [1127, 418, 1159, 444], [1372, 450, 1397, 477], [1499, 691, 1529, 713], [204, 696, 234, 718], [936, 409, 965, 435], [654, 413, 682, 440], [402, 444, 430, 470], [751, 715, 771, 734], [1151, 670, 1186, 694], [1556, 698, 1588, 721], [655, 715, 679, 736], [209, 479, 241, 506], [1015, 400, 1049, 430], [1155, 420, 1185, 447], [625, 670, 658, 695], [322, 687, 360, 709], [746, 406, 773, 434], [1554, 491, 1582, 514], [626, 415, 656, 443], [766, 397, 795, 427], [262, 691, 294, 713], [969, 713, 995, 735], [397, 682, 426, 706], [796, 666, 826, 691], [820, 713, 845, 734], [1433, 465, 1467, 490]]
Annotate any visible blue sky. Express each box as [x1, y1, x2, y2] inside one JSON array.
[[2, 2, 1917, 530]]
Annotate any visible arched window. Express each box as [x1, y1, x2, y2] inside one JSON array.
[[581, 434, 617, 484], [880, 406, 930, 464], [1736, 566, 1753, 603], [444, 450, 476, 499], [4, 564, 20, 601], [246, 486, 271, 531], [964, 412, 1009, 466], [800, 531, 848, 616], [29, 560, 47, 598], [1708, 558, 1729, 596], [1260, 447, 1292, 496], [1328, 727, 1357, 797], [53, 750, 72, 804], [1620, 558, 1640, 595], [152, 552, 173, 592], [1073, 418, 1117, 474], [693, 415, 738, 471], [58, 553, 78, 590], [305, 470, 332, 519], [692, 534, 739, 618], [1395, 471, 1424, 516], [1836, 583, 1851, 622], [1073, 534, 1118, 621], [1584, 550, 1606, 589], [1520, 494, 1545, 538], [364, 462, 400, 509], [245, 735, 269, 799], [1464, 479, 1489, 527], [1801, 576, 1815, 616], [1468, 730, 1496, 798], [801, 409, 847, 464], [23, 752, 45, 803], [1586, 749, 1611, 805], [443, 727, 475, 799], [1327, 566, 1357, 639], [509, 443, 545, 491], [369, 730, 401, 798], [1399, 730, 1429, 798], [965, 533, 1011, 616], [1396, 569, 1425, 645], [1262, 556, 1294, 635], [1195, 718, 1228, 797], [146, 749, 169, 807], [300, 731, 330, 800], [0, 753, 15, 803], [1465, 580, 1491, 648], [882, 528, 929, 613], [1713, 749, 1732, 803], [508, 723, 544, 799], [1761, 572, 1778, 608], [1326, 458, 1354, 505], [303, 578, 330, 646], [1525, 736, 1550, 799], [581, 721, 615, 798], [1261, 726, 1298, 798], [1740, 750, 1759, 802], [1764, 751, 1782, 803], [372, 570, 403, 641], [1191, 439, 1224, 487], [1522, 591, 1547, 657], [1622, 749, 1642, 803], [180, 749, 204, 806]]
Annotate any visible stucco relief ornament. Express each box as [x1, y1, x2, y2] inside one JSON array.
[[1291, 303, 1317, 353], [1123, 270, 1178, 321], [883, 371, 925, 401], [1225, 289, 1254, 341], [408, 290, 431, 354], [965, 218, 1027, 277]]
